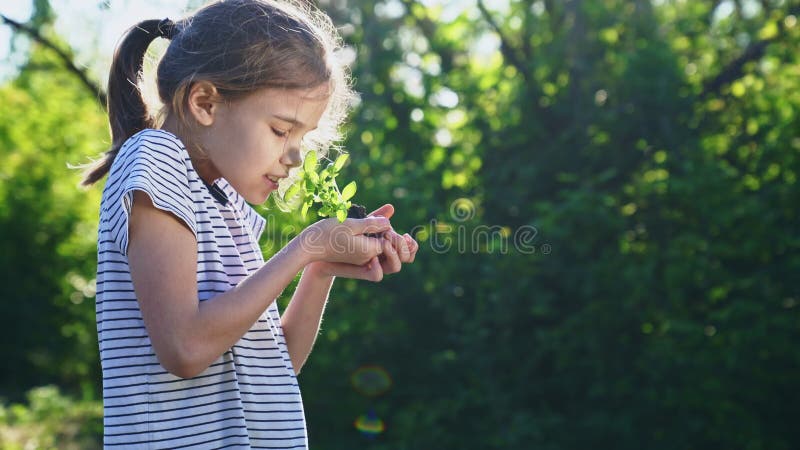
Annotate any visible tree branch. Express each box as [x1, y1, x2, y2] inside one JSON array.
[[699, 40, 771, 98], [521, 0, 534, 62], [699, 5, 799, 98], [476, 0, 530, 82], [543, 0, 565, 32], [397, 0, 455, 73], [564, 0, 586, 109], [1, 14, 107, 107]]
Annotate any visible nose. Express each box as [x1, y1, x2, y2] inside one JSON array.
[[281, 145, 302, 170]]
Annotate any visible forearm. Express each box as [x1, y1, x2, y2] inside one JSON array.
[[281, 262, 335, 374], [172, 236, 311, 377]]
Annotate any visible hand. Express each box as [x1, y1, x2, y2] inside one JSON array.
[[300, 215, 391, 267], [307, 204, 419, 282], [369, 204, 419, 273]]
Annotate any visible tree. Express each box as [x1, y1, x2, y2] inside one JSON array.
[[0, 17, 106, 399], [295, 0, 800, 448]]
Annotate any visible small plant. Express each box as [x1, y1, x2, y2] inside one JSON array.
[[275, 150, 362, 222]]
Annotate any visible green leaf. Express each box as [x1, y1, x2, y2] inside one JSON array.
[[333, 153, 349, 171], [307, 170, 319, 184], [271, 194, 293, 213], [284, 183, 302, 201], [336, 209, 347, 223], [341, 181, 357, 201], [301, 201, 311, 219], [319, 206, 332, 216], [304, 150, 318, 173]]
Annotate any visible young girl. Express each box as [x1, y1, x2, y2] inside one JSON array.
[[81, 1, 418, 447]]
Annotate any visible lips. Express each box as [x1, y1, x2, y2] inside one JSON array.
[[264, 174, 286, 190]]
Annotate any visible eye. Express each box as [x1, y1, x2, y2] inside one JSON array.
[[271, 127, 289, 138]]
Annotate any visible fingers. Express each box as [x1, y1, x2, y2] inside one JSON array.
[[315, 209, 418, 274], [317, 260, 384, 282], [403, 233, 419, 263], [315, 233, 417, 281], [345, 216, 391, 235], [367, 203, 395, 220], [365, 256, 384, 282], [345, 233, 386, 264], [381, 230, 419, 263], [383, 229, 411, 262], [378, 238, 402, 275]]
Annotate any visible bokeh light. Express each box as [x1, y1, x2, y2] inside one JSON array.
[[350, 365, 392, 397], [354, 410, 385, 438]]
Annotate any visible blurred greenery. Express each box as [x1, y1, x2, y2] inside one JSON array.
[[1, 0, 799, 448], [0, 386, 102, 450]]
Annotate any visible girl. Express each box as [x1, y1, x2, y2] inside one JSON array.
[[81, 0, 418, 448]]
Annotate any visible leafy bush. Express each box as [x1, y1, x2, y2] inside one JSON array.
[[0, 386, 102, 450]]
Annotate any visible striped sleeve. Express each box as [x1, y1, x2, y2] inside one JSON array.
[[104, 130, 197, 256], [220, 180, 267, 242]]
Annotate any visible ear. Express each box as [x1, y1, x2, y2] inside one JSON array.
[[186, 81, 221, 127]]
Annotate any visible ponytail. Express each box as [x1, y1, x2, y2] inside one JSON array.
[[81, 19, 167, 186]]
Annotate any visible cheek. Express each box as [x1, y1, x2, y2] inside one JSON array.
[[232, 126, 267, 162]]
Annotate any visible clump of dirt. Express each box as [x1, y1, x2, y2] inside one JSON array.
[[347, 203, 383, 238]]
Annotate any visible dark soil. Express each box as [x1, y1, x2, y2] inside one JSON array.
[[346, 203, 367, 219], [347, 203, 383, 238]]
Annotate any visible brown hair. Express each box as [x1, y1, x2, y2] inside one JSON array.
[[81, 0, 354, 186]]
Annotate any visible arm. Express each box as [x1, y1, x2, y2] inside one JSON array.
[[127, 191, 389, 379], [280, 263, 335, 374], [128, 191, 311, 378]]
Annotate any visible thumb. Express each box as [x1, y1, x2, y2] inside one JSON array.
[[347, 216, 391, 235], [368, 203, 395, 220]]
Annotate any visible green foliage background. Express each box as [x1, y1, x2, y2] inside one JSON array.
[[1, 0, 799, 448]]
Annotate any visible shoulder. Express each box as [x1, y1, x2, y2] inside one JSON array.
[[104, 129, 196, 196], [101, 128, 199, 211], [112, 129, 190, 172], [100, 129, 200, 255]]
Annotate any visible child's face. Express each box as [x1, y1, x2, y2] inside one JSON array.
[[201, 84, 329, 204]]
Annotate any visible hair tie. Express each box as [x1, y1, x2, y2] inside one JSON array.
[[157, 18, 178, 40]]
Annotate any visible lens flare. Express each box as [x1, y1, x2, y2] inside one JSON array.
[[354, 410, 385, 437], [350, 365, 392, 397]]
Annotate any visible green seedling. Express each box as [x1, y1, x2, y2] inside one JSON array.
[[274, 150, 357, 223]]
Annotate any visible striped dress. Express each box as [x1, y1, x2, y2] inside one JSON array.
[[95, 129, 308, 449]]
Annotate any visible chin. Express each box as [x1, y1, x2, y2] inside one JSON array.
[[240, 190, 269, 205], [254, 193, 271, 205]]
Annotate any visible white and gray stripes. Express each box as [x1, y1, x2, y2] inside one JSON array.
[[96, 129, 307, 449]]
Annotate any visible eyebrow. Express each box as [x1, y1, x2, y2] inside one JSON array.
[[272, 114, 305, 127], [272, 113, 320, 133], [272, 114, 319, 132]]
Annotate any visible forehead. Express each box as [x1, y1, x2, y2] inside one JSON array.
[[245, 85, 330, 116]]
